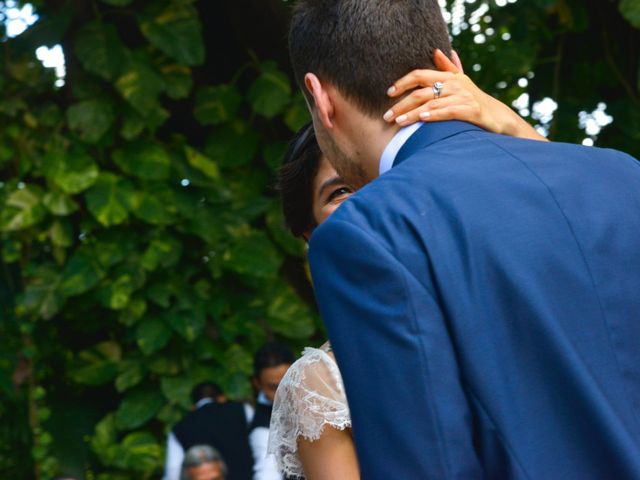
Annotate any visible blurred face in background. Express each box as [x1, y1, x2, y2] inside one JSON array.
[[254, 363, 291, 403], [185, 461, 225, 480]]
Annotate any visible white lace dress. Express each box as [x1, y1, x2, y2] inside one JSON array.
[[267, 342, 351, 478]]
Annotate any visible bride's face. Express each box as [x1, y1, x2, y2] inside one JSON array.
[[310, 156, 354, 227]]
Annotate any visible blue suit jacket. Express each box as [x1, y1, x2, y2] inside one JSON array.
[[308, 121, 640, 479]]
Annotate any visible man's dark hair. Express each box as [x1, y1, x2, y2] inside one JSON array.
[[277, 123, 322, 237], [191, 382, 223, 405], [253, 341, 295, 377], [289, 0, 452, 116]]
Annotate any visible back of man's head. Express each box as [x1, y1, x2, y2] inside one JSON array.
[[253, 341, 294, 378], [289, 0, 452, 117]]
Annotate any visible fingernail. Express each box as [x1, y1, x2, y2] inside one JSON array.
[[387, 86, 396, 95], [395, 114, 408, 124], [383, 110, 394, 121], [420, 111, 431, 119]]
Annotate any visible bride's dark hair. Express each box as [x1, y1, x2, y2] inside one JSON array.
[[277, 123, 322, 237]]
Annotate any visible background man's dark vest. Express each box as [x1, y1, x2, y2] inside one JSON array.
[[249, 403, 272, 432], [173, 401, 254, 480]]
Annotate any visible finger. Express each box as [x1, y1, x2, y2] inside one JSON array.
[[433, 49, 461, 74], [387, 69, 453, 97], [420, 95, 472, 114], [419, 104, 473, 123], [395, 95, 469, 126], [384, 87, 435, 122], [449, 50, 464, 74]]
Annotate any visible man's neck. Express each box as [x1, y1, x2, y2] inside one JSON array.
[[347, 117, 401, 181]]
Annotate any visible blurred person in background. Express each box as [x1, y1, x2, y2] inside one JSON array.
[[165, 382, 254, 480], [249, 342, 295, 480], [181, 445, 228, 480]]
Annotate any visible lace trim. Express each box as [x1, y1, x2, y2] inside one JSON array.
[[268, 345, 351, 478]]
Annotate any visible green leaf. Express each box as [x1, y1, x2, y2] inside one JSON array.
[[136, 317, 172, 355], [247, 61, 292, 118], [146, 282, 172, 308], [43, 150, 100, 195], [91, 414, 116, 456], [165, 310, 205, 342], [147, 356, 180, 376], [92, 230, 137, 269], [204, 121, 260, 168], [115, 389, 165, 430], [75, 22, 127, 80], [43, 191, 79, 216], [284, 93, 311, 132], [141, 236, 182, 271], [160, 63, 193, 99], [21, 265, 64, 320], [120, 109, 146, 140], [118, 432, 163, 472], [139, 4, 205, 65], [0, 185, 46, 232], [267, 283, 316, 339], [115, 360, 146, 392], [49, 219, 73, 247], [263, 141, 288, 172], [130, 188, 176, 225], [160, 376, 192, 408], [67, 99, 115, 143], [85, 173, 135, 227], [118, 297, 147, 326], [193, 85, 242, 126], [115, 54, 165, 119], [112, 142, 171, 180], [184, 146, 219, 180], [266, 201, 305, 257], [223, 231, 282, 279], [70, 342, 121, 386], [620, 0, 640, 27], [61, 247, 106, 297], [96, 274, 136, 310], [2, 237, 21, 263], [0, 144, 13, 167]]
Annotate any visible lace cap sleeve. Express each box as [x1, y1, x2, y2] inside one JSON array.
[[268, 345, 350, 478]]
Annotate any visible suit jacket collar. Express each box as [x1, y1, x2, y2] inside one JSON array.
[[393, 120, 484, 168]]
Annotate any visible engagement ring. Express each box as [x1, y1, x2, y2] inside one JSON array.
[[433, 81, 444, 99]]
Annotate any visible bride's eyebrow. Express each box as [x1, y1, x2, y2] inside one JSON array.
[[317, 176, 347, 198]]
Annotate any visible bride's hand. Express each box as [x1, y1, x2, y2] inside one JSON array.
[[384, 49, 547, 141]]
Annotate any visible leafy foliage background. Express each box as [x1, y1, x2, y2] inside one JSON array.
[[0, 0, 638, 478]]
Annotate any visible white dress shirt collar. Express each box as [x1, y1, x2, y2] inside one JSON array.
[[257, 390, 272, 406], [194, 397, 214, 409], [379, 122, 422, 175]]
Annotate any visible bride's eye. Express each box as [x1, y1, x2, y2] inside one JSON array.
[[327, 187, 352, 203]]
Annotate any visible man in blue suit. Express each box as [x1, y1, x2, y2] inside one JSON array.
[[288, 0, 640, 478]]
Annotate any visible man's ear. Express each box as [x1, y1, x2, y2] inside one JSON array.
[[304, 73, 334, 129]]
